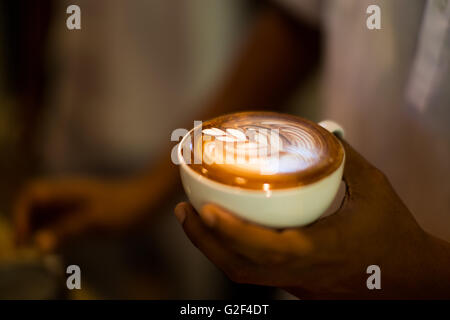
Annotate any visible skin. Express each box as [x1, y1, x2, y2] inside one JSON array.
[[175, 139, 450, 299], [14, 153, 180, 251]]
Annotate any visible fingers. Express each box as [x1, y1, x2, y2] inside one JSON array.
[[339, 139, 372, 180], [14, 189, 33, 245], [175, 203, 241, 273], [339, 139, 385, 192], [14, 179, 87, 245], [199, 204, 312, 258], [14, 182, 52, 245]]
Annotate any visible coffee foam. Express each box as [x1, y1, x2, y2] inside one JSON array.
[[183, 112, 344, 190]]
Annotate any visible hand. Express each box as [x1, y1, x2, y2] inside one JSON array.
[[175, 140, 450, 299], [14, 177, 153, 252]]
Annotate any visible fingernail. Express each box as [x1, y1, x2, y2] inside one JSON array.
[[174, 206, 186, 224], [35, 231, 56, 253], [201, 208, 216, 228]]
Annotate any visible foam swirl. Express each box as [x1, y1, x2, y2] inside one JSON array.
[[185, 112, 344, 190]]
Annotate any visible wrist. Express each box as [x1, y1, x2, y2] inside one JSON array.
[[392, 230, 450, 299], [421, 233, 450, 298], [121, 163, 178, 211]]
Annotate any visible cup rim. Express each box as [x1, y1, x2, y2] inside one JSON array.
[[177, 123, 345, 196]]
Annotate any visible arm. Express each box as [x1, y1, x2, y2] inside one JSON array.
[[175, 140, 450, 299]]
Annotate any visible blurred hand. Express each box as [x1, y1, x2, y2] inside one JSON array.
[[14, 177, 152, 252], [175, 140, 449, 299]]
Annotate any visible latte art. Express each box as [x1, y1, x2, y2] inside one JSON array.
[[182, 112, 344, 190], [201, 125, 282, 175]]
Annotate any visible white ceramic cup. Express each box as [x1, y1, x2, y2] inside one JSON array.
[[177, 120, 345, 228]]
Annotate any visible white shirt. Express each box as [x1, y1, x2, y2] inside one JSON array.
[[277, 0, 450, 240]]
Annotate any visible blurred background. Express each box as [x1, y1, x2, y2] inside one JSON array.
[[2, 0, 448, 300], [0, 0, 307, 299]]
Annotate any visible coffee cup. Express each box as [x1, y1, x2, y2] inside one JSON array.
[[177, 112, 345, 228]]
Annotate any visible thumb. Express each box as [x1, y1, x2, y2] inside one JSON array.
[[339, 139, 382, 192]]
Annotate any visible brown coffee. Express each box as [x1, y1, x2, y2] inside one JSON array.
[[181, 112, 344, 190]]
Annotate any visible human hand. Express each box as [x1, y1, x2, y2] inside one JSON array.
[[14, 177, 152, 252], [175, 140, 448, 299]]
